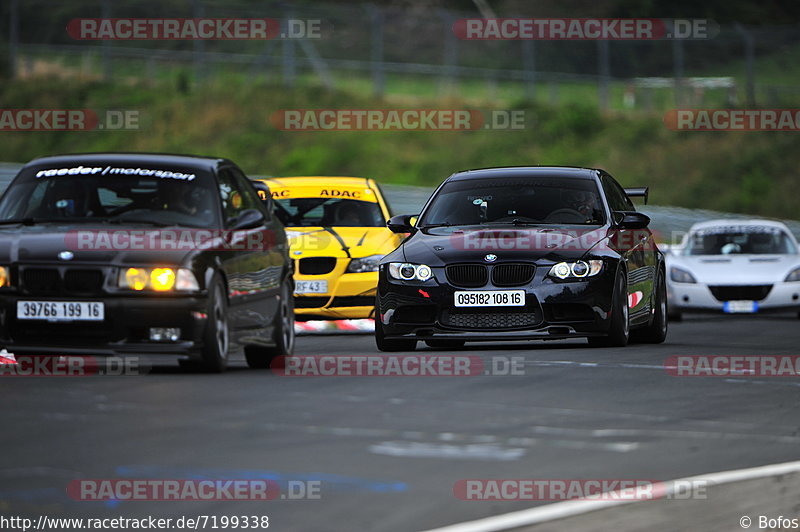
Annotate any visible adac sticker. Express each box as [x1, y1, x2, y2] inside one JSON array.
[[319, 189, 363, 199], [231, 191, 242, 209]]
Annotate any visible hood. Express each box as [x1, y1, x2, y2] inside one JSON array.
[[668, 253, 800, 284], [285, 226, 400, 259], [0, 225, 195, 266], [400, 225, 611, 264]]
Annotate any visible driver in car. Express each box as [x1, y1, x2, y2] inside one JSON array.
[[161, 182, 215, 218], [564, 189, 601, 222]]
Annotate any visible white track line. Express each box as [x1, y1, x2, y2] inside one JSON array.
[[420, 459, 800, 532]]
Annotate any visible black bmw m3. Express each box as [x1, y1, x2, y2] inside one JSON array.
[[375, 166, 667, 351], [0, 153, 294, 371]]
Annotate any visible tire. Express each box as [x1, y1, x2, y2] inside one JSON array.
[[375, 311, 417, 352], [631, 269, 668, 344], [588, 268, 630, 348], [198, 277, 230, 372], [245, 278, 295, 369], [425, 339, 466, 349]]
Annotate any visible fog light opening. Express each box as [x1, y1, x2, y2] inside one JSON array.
[[149, 327, 181, 342], [682, 296, 690, 303]]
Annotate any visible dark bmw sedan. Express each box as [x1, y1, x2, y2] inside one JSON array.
[[375, 166, 667, 351], [0, 153, 294, 371]]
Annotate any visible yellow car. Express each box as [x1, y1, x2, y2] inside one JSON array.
[[256, 176, 404, 320]]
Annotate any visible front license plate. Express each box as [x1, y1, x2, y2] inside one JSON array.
[[723, 300, 758, 314], [17, 301, 105, 321], [454, 290, 525, 307], [294, 280, 328, 295]]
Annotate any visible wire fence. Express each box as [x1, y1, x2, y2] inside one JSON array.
[[4, 0, 800, 110]]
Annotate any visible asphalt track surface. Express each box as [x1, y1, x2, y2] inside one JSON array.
[[2, 313, 800, 531]]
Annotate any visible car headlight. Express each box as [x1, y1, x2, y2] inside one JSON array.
[[0, 266, 10, 288], [119, 267, 199, 292], [785, 267, 800, 282], [670, 266, 697, 284], [548, 260, 603, 280], [347, 254, 383, 273], [387, 262, 433, 282]]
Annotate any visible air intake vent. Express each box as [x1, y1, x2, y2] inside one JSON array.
[[492, 263, 535, 287], [64, 269, 104, 294], [445, 264, 488, 288], [298, 257, 337, 275], [709, 285, 772, 302], [22, 268, 61, 294]]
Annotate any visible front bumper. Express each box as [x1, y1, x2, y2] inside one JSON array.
[[0, 293, 209, 358], [294, 271, 377, 320], [668, 281, 800, 313], [377, 267, 616, 341]]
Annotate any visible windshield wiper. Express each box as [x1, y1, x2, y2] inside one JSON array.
[[419, 222, 455, 228], [482, 219, 541, 226], [0, 218, 38, 225], [105, 216, 173, 227]]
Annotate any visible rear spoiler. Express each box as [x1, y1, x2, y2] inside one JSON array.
[[624, 187, 649, 205]]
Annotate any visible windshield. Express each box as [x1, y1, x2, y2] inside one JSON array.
[[419, 177, 606, 227], [684, 227, 798, 255], [0, 166, 220, 228], [276, 197, 385, 227]]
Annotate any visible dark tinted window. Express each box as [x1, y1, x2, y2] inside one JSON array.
[[420, 177, 605, 226], [217, 168, 251, 225], [685, 227, 797, 255], [601, 174, 634, 212], [0, 164, 219, 228], [229, 167, 269, 220], [275, 198, 385, 227]]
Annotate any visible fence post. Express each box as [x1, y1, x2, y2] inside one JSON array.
[[672, 38, 684, 106], [597, 40, 610, 110], [102, 0, 111, 81], [192, 0, 205, 85], [438, 9, 458, 96], [8, 0, 19, 79], [366, 4, 385, 98], [735, 24, 756, 107], [548, 80, 559, 106], [282, 11, 296, 87], [522, 39, 536, 100]]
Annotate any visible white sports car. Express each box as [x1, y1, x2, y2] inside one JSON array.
[[666, 219, 800, 320]]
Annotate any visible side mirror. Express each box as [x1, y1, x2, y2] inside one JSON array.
[[230, 208, 266, 230], [387, 214, 417, 234], [614, 211, 650, 230]]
